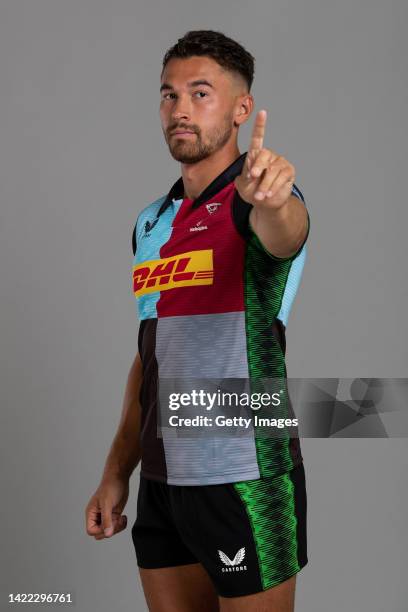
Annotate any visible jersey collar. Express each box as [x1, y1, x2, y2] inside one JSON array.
[[157, 151, 248, 217]]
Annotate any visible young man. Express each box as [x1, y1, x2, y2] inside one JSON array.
[[86, 30, 310, 612]]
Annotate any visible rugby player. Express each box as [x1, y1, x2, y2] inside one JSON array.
[[86, 29, 310, 612]]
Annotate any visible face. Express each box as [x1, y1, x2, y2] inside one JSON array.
[[160, 56, 249, 164]]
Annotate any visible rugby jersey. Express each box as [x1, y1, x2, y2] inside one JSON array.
[[131, 151, 310, 485]]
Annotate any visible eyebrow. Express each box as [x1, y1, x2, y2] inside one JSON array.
[[160, 79, 215, 93]]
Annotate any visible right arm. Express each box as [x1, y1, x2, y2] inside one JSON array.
[[85, 351, 144, 539], [102, 351, 143, 481]]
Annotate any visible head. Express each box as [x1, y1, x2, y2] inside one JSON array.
[[160, 30, 255, 164]]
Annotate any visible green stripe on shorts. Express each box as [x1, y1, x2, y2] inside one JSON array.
[[233, 471, 300, 589]]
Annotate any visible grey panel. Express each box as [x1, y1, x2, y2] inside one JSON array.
[[156, 312, 260, 484], [156, 311, 250, 377]]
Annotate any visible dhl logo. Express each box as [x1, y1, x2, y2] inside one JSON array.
[[133, 249, 214, 297]]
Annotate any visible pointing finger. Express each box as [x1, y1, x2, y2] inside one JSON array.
[[249, 109, 267, 152]]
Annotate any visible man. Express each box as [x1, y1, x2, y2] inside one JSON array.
[[86, 30, 310, 611]]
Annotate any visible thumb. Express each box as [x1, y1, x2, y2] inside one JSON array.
[[243, 150, 259, 180], [101, 500, 114, 537]]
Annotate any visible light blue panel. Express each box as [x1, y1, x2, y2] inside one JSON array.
[[133, 196, 183, 320], [277, 184, 308, 326], [276, 245, 307, 326]]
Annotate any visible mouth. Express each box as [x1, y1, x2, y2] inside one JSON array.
[[171, 131, 196, 137]]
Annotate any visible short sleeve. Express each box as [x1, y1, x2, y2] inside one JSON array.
[[232, 183, 310, 263]]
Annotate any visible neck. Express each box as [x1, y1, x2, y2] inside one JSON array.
[[180, 141, 241, 200]]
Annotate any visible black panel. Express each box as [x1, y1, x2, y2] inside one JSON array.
[[231, 189, 253, 239], [271, 317, 287, 356], [132, 223, 137, 256], [138, 319, 167, 479]]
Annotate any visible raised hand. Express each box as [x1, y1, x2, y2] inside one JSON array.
[[234, 109, 296, 209]]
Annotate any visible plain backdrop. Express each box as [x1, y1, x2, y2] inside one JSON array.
[[1, 1, 407, 611]]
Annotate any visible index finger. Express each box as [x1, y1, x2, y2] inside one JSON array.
[[249, 109, 267, 152]]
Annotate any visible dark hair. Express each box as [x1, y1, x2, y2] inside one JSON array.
[[162, 30, 255, 92]]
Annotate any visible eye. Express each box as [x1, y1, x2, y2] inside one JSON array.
[[162, 92, 176, 100], [193, 91, 208, 98]]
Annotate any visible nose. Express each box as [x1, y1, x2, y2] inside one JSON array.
[[170, 93, 191, 123]]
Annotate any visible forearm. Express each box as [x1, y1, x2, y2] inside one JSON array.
[[249, 195, 308, 259], [101, 352, 143, 482]]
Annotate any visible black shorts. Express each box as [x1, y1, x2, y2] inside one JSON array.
[[131, 462, 308, 599]]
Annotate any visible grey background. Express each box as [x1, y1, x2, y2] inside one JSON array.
[[1, 0, 407, 610]]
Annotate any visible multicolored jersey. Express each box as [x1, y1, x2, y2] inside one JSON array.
[[131, 151, 310, 485]]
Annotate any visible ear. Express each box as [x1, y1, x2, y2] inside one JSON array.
[[233, 93, 254, 128]]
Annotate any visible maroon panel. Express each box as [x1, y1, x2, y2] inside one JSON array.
[[157, 183, 246, 318]]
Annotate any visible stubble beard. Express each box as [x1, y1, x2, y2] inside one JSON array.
[[166, 113, 234, 164]]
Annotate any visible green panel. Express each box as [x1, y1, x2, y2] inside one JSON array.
[[233, 472, 300, 589], [244, 229, 296, 477]]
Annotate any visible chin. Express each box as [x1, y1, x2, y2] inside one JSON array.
[[170, 142, 214, 164], [169, 148, 207, 164]]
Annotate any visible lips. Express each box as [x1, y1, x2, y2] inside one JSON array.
[[171, 129, 196, 136]]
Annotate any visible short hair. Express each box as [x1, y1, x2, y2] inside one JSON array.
[[161, 30, 255, 92]]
